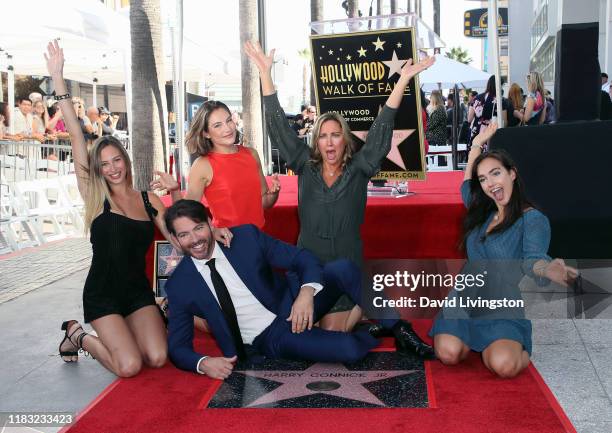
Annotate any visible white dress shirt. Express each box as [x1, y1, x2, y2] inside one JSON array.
[[192, 242, 322, 374], [12, 109, 32, 135]]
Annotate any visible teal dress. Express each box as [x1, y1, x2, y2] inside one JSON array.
[[430, 180, 552, 355], [263, 93, 396, 311]]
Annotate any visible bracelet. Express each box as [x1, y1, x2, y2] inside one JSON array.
[[53, 93, 71, 101]]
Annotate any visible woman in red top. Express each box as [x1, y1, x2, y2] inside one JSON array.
[[153, 100, 280, 244]]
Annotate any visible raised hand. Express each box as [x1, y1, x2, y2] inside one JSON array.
[[150, 170, 179, 193], [399, 56, 435, 81], [472, 121, 498, 150], [44, 40, 64, 78], [244, 41, 275, 75]]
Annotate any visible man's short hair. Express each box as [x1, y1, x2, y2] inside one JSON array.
[[603, 72, 609, 79], [164, 199, 211, 235], [18, 97, 32, 105], [470, 91, 478, 98]]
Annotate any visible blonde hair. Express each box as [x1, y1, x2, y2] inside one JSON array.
[[427, 90, 444, 115], [527, 71, 545, 96], [508, 83, 523, 113], [309, 113, 354, 168], [185, 100, 232, 156], [83, 136, 133, 231]]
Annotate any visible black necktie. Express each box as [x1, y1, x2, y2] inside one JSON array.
[[206, 258, 246, 360]]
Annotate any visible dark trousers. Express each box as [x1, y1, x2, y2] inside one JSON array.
[[253, 259, 398, 363]]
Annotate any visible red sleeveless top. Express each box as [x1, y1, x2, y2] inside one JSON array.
[[204, 146, 265, 229]]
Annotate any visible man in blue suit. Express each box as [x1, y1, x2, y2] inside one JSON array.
[[164, 200, 434, 378]]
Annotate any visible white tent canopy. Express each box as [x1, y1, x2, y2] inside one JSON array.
[[419, 54, 491, 91], [0, 0, 235, 85]]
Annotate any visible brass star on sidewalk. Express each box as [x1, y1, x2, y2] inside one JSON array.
[[372, 36, 386, 51], [239, 362, 416, 407]]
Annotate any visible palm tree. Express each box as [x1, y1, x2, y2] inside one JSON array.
[[297, 48, 311, 106], [129, 0, 168, 189], [433, 0, 440, 53], [310, 0, 323, 105], [445, 47, 473, 65], [347, 0, 359, 17], [390, 0, 397, 13], [239, 0, 263, 160]]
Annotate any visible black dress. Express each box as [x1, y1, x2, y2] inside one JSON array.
[[83, 191, 157, 323]]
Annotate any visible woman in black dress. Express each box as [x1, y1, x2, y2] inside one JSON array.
[[47, 41, 177, 377]]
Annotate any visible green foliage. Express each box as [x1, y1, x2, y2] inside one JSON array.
[[445, 47, 472, 65]]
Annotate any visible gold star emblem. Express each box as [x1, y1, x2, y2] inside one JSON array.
[[396, 42, 402, 48], [357, 46, 367, 57], [372, 36, 386, 51], [328, 49, 334, 55], [346, 54, 352, 60]]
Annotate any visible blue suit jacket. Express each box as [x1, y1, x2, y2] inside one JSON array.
[[166, 224, 322, 372]]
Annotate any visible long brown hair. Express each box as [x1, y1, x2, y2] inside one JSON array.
[[461, 150, 533, 249], [185, 100, 232, 156], [508, 83, 523, 112], [83, 136, 133, 231]]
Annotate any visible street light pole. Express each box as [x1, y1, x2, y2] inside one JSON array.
[[488, 0, 504, 127]]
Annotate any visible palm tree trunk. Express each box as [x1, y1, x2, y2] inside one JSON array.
[[390, 0, 397, 13], [129, 0, 167, 190], [239, 0, 263, 159], [348, 0, 359, 17], [433, 0, 441, 53], [310, 0, 323, 105]]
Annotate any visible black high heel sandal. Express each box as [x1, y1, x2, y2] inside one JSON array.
[[59, 320, 82, 362]]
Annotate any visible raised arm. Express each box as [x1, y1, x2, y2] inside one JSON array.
[[45, 40, 89, 198], [385, 56, 435, 109], [352, 56, 435, 176], [244, 41, 310, 173], [464, 121, 498, 181]]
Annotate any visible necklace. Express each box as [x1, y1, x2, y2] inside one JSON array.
[[323, 166, 340, 177]]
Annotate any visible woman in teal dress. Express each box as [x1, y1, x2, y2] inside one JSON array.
[[245, 41, 435, 333], [431, 123, 577, 378]]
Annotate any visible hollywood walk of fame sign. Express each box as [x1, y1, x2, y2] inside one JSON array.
[[205, 352, 429, 409], [310, 28, 426, 180]]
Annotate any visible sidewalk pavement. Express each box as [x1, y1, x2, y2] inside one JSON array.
[[0, 238, 611, 433]]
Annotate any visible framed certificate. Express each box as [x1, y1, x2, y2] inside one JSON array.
[[153, 240, 183, 297]]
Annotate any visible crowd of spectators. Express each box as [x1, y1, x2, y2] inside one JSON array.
[[0, 92, 122, 146]]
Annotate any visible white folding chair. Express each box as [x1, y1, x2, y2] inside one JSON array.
[[58, 175, 85, 216], [13, 178, 82, 241], [0, 181, 41, 252]]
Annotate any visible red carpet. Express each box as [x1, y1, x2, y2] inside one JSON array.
[[61, 321, 576, 433]]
